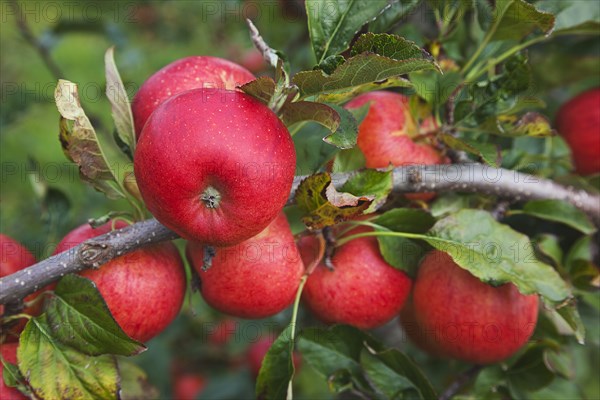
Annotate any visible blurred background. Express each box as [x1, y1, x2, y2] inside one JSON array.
[[1, 1, 598, 399]]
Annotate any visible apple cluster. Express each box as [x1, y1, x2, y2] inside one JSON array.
[[11, 57, 595, 389]]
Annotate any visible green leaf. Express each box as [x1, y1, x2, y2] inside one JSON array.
[[315, 55, 346, 75], [118, 359, 160, 400], [520, 200, 596, 235], [294, 124, 339, 175], [351, 33, 434, 60], [537, 0, 600, 35], [371, 209, 433, 277], [1, 357, 31, 397], [360, 350, 417, 398], [491, 0, 555, 42], [369, 0, 422, 33], [55, 79, 125, 200], [322, 104, 360, 149], [440, 134, 500, 167], [306, 0, 389, 63], [239, 77, 276, 105], [425, 209, 571, 303], [295, 173, 373, 229], [281, 101, 341, 131], [374, 208, 435, 233], [457, 54, 533, 126], [565, 236, 594, 270], [553, 21, 600, 36], [543, 348, 575, 380], [569, 260, 600, 291], [18, 315, 119, 400], [45, 275, 145, 356], [534, 234, 563, 268], [409, 71, 461, 106], [340, 169, 393, 213], [502, 135, 573, 179], [280, 101, 361, 149], [316, 76, 412, 104], [297, 325, 372, 390], [506, 344, 555, 392], [256, 326, 295, 400], [104, 47, 135, 152], [556, 301, 585, 344], [332, 147, 366, 173], [361, 345, 437, 400], [376, 233, 424, 277], [293, 52, 438, 99]]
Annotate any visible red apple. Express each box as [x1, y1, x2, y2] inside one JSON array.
[[173, 373, 206, 400], [134, 88, 296, 247], [345, 91, 445, 169], [345, 91, 447, 201], [53, 221, 186, 342], [247, 336, 301, 378], [402, 250, 539, 364], [187, 213, 303, 318], [132, 56, 255, 137], [301, 226, 412, 329], [0, 343, 27, 400], [1, 234, 43, 340], [556, 87, 600, 175]]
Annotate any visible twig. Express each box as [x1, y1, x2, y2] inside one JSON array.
[[2, 164, 600, 305], [0, 219, 177, 304], [439, 365, 483, 400], [9, 0, 64, 80]]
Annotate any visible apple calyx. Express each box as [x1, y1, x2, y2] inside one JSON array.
[[200, 186, 222, 209]]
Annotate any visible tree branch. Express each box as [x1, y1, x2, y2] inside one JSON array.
[[0, 219, 177, 304], [2, 164, 599, 305]]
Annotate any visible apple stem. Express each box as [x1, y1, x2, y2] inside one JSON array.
[[202, 246, 217, 271], [200, 186, 221, 209], [322, 227, 337, 271]]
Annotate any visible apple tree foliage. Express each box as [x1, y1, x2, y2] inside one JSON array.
[[2, 0, 599, 399]]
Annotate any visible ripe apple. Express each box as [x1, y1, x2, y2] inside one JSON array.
[[172, 373, 206, 400], [134, 88, 296, 246], [401, 250, 539, 364], [247, 336, 301, 378], [132, 56, 255, 137], [300, 226, 412, 329], [0, 343, 27, 400], [1, 234, 43, 340], [53, 221, 186, 342], [345, 91, 445, 169], [187, 213, 303, 318], [556, 88, 600, 175], [345, 91, 446, 201]]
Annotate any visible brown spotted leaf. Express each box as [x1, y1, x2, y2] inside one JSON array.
[[55, 79, 125, 199], [18, 315, 119, 400], [295, 173, 373, 229]]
